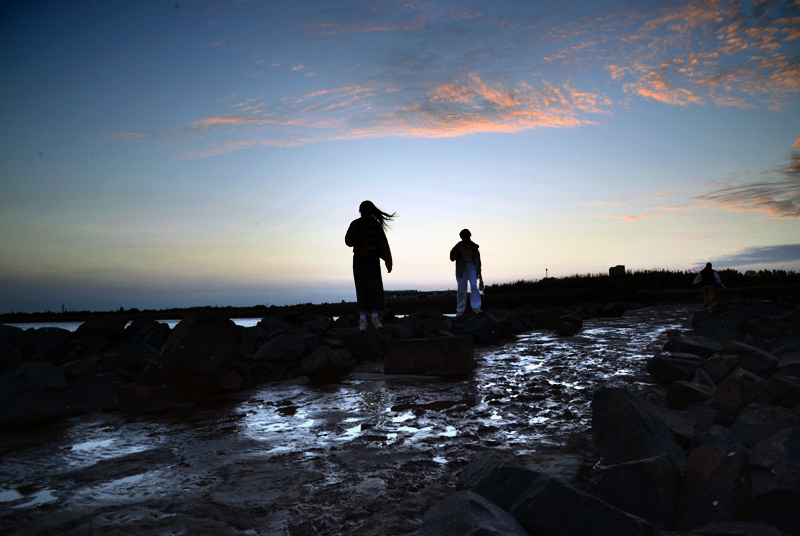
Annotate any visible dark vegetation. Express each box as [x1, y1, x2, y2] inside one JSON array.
[[2, 268, 798, 323]]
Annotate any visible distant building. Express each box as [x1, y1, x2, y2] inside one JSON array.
[[609, 265, 626, 277]]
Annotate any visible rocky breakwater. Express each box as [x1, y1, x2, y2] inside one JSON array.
[[0, 301, 622, 429], [421, 296, 800, 536]]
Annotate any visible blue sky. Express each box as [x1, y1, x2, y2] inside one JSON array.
[[1, 0, 799, 313]]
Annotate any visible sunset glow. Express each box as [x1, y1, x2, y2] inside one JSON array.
[[1, 0, 799, 312]]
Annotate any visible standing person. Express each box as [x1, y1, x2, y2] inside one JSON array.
[[693, 262, 725, 308], [450, 229, 482, 316], [345, 201, 395, 332]]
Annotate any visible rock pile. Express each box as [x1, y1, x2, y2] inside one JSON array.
[[0, 302, 616, 429], [421, 297, 800, 535]]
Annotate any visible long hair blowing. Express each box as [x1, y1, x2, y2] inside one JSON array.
[[359, 200, 396, 232]]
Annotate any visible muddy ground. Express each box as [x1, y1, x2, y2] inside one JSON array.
[[0, 303, 694, 535]]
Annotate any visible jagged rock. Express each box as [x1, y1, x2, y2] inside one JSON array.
[[777, 351, 800, 377], [591, 386, 686, 469], [588, 454, 681, 531], [666, 381, 714, 410], [301, 346, 344, 383], [100, 339, 157, 376], [456, 451, 653, 536], [0, 360, 68, 395], [692, 309, 715, 330], [555, 314, 583, 336], [384, 335, 475, 376], [730, 404, 800, 447], [420, 490, 530, 536], [703, 354, 739, 384], [251, 333, 306, 364], [684, 403, 721, 435], [647, 403, 696, 448], [663, 336, 724, 359], [695, 308, 753, 346], [116, 384, 177, 412], [601, 302, 626, 317], [74, 315, 130, 343], [60, 359, 89, 381], [647, 353, 706, 383], [2, 326, 73, 362], [722, 341, 779, 379], [688, 520, 788, 535], [749, 427, 800, 535], [754, 375, 800, 408], [457, 315, 507, 344], [137, 309, 242, 401], [707, 367, 762, 422], [688, 425, 747, 455], [674, 445, 752, 530], [336, 328, 390, 360]]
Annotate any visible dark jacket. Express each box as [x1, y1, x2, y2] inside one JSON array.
[[450, 241, 481, 278], [345, 217, 392, 270]]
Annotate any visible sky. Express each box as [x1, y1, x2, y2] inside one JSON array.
[[1, 0, 799, 313]]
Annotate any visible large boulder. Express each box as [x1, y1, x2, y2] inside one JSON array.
[[384, 335, 475, 376], [457, 315, 507, 344], [666, 381, 714, 411], [730, 404, 800, 448], [749, 427, 800, 535], [754, 375, 800, 408], [137, 309, 242, 401], [0, 360, 68, 395], [695, 309, 752, 345], [591, 386, 686, 469], [456, 451, 653, 536], [2, 326, 73, 362], [73, 315, 130, 343], [707, 367, 762, 422], [674, 445, 752, 530], [722, 341, 779, 379], [420, 490, 530, 536], [588, 454, 681, 532], [301, 346, 344, 383], [663, 336, 724, 359], [647, 353, 706, 383]]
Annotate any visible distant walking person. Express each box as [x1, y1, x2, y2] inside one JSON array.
[[693, 262, 725, 308], [345, 201, 395, 332], [450, 229, 482, 316]]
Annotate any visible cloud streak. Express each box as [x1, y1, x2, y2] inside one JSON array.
[[692, 244, 800, 269]]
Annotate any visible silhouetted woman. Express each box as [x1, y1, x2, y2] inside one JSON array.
[[450, 229, 482, 316], [345, 201, 395, 332]]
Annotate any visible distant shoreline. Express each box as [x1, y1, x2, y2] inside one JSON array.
[[3, 284, 796, 325]]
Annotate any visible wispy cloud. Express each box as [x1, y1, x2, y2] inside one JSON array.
[[691, 244, 800, 269], [693, 151, 800, 218]]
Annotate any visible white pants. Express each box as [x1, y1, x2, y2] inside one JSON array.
[[456, 262, 481, 313]]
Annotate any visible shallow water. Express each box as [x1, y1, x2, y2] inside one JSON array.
[[0, 303, 694, 534]]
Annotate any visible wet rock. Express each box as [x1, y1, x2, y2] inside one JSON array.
[[302, 346, 344, 383], [74, 315, 130, 342], [251, 333, 306, 364], [722, 341, 779, 379], [137, 309, 243, 401], [60, 446, 179, 484], [647, 403, 696, 448], [555, 314, 583, 336], [692, 309, 715, 330], [2, 326, 73, 363], [0, 360, 68, 395], [60, 359, 89, 381], [601, 302, 626, 317], [591, 386, 686, 469], [777, 351, 800, 377], [336, 328, 390, 360], [703, 354, 739, 384], [588, 454, 680, 531], [730, 404, 800, 448], [456, 451, 653, 536], [749, 428, 800, 535], [384, 335, 475, 376], [420, 490, 530, 536], [663, 335, 724, 359], [695, 309, 752, 345], [457, 315, 507, 344], [707, 368, 762, 422], [674, 445, 752, 530], [116, 384, 177, 412], [688, 424, 746, 455], [666, 381, 714, 411], [754, 375, 800, 408], [647, 353, 706, 383], [687, 521, 788, 535]]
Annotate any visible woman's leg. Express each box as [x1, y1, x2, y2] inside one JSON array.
[[456, 272, 468, 314]]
